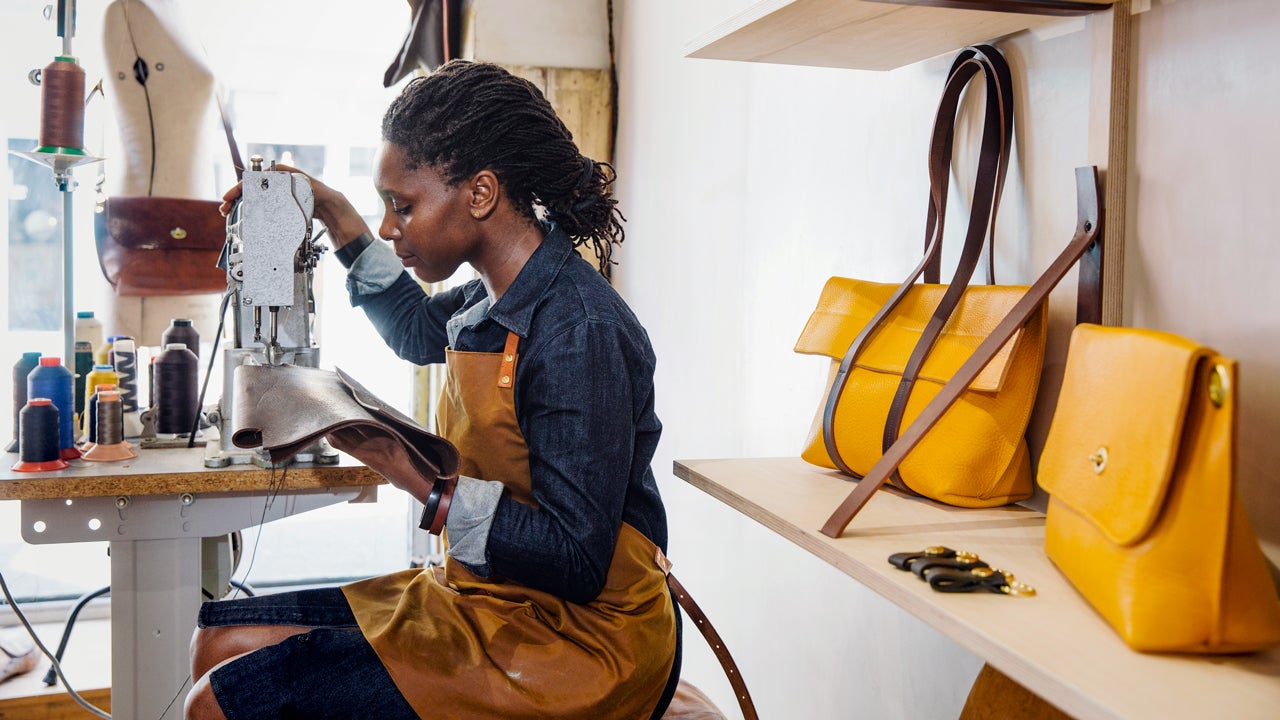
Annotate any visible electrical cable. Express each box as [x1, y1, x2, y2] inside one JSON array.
[[42, 585, 111, 687], [0, 568, 111, 719], [231, 464, 286, 600]]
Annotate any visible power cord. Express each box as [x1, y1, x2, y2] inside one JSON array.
[[0, 568, 111, 719]]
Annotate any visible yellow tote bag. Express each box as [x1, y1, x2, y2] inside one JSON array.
[[796, 45, 1045, 510], [1040, 324, 1280, 653]]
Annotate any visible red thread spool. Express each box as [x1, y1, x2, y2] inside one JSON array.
[[39, 56, 86, 151]]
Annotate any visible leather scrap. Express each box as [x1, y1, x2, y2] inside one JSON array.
[[231, 364, 459, 485]]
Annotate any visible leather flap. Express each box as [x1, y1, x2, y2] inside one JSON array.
[[1039, 324, 1209, 546], [231, 363, 460, 481], [794, 276, 1028, 392], [101, 196, 226, 251]]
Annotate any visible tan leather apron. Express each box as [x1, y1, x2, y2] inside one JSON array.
[[342, 332, 677, 719]]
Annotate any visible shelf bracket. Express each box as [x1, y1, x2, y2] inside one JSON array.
[[1087, 0, 1132, 325]]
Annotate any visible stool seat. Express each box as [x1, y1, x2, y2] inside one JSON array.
[[661, 679, 726, 720]]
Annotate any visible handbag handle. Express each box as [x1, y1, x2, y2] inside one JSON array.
[[820, 167, 1103, 538], [820, 45, 1013, 479]]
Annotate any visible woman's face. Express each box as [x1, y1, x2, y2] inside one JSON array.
[[373, 142, 476, 283]]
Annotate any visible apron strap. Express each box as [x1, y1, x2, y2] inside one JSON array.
[[658, 548, 759, 720], [498, 331, 519, 388]]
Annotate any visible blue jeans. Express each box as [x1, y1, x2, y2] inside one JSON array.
[[199, 587, 418, 720]]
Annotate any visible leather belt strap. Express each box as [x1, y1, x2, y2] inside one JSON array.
[[665, 571, 759, 720], [820, 166, 1103, 538]]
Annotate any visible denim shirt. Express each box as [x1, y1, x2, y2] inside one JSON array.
[[341, 224, 668, 605]]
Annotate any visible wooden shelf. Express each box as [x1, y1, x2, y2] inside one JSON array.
[[674, 457, 1280, 720], [685, 0, 1118, 71]]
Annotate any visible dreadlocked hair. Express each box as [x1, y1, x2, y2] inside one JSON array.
[[381, 60, 625, 275]]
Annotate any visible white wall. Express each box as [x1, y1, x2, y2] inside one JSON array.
[[611, 0, 1280, 717]]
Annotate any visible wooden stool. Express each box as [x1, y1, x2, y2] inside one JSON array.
[[661, 679, 726, 720]]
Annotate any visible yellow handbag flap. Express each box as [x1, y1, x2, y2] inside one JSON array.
[[793, 276, 1028, 392], [1039, 324, 1212, 546]]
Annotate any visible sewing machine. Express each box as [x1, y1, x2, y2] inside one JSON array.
[[204, 155, 338, 467]]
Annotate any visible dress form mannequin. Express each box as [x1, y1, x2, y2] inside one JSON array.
[[100, 0, 222, 348]]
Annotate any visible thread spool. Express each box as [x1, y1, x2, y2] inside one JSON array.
[[6, 352, 42, 453], [85, 383, 117, 446], [83, 391, 136, 462], [82, 364, 119, 437], [161, 319, 200, 359], [154, 343, 199, 435], [95, 336, 120, 366], [74, 311, 103, 352], [148, 356, 156, 410], [38, 56, 86, 152], [28, 357, 78, 460], [111, 336, 144, 437], [11, 399, 69, 472], [74, 340, 93, 420]]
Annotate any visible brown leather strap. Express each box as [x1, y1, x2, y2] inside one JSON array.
[[881, 46, 1014, 492], [665, 572, 759, 720], [820, 166, 1103, 538], [820, 45, 1012, 481]]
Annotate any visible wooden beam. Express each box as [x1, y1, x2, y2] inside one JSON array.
[[1087, 0, 1132, 326]]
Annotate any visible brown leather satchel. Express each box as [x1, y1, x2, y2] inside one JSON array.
[[95, 196, 228, 295], [94, 91, 242, 296]]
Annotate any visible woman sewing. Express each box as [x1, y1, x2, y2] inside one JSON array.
[[185, 60, 681, 720]]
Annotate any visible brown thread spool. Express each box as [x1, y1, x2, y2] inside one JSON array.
[[39, 56, 86, 151]]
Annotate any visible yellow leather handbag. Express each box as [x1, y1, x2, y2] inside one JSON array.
[[1040, 324, 1280, 653], [796, 46, 1046, 510]]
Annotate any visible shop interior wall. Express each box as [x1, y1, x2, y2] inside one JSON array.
[[610, 0, 1279, 717]]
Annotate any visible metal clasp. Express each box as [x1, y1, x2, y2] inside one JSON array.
[[1089, 446, 1108, 474]]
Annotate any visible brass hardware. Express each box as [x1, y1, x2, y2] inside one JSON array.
[[500, 375, 511, 385], [170, 227, 188, 240], [955, 550, 981, 564], [924, 546, 948, 556], [970, 567, 994, 578], [1089, 447, 1108, 474], [1209, 364, 1229, 408], [504, 354, 514, 362], [1001, 581, 1037, 597]]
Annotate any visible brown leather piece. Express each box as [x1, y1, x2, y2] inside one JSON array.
[[661, 679, 726, 720], [230, 364, 460, 489]]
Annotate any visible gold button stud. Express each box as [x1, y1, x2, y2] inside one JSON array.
[[1209, 364, 1229, 408], [1089, 447, 1108, 474]]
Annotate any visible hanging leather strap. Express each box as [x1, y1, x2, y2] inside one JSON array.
[[665, 571, 759, 720], [880, 47, 1014, 492], [820, 166, 1103, 538], [214, 86, 245, 181], [820, 45, 1012, 482]]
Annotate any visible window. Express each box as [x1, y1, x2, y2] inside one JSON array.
[[1, 0, 436, 607]]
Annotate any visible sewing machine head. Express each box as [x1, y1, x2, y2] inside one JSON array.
[[206, 155, 337, 467], [226, 155, 322, 367]]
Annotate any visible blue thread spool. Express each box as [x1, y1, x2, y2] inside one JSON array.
[[6, 351, 42, 453], [28, 357, 78, 460], [11, 398, 69, 472], [154, 343, 199, 435]]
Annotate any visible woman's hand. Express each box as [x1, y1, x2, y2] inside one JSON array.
[[327, 426, 435, 505], [219, 162, 373, 248]]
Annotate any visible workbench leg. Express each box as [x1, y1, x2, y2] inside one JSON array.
[[110, 537, 202, 720]]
